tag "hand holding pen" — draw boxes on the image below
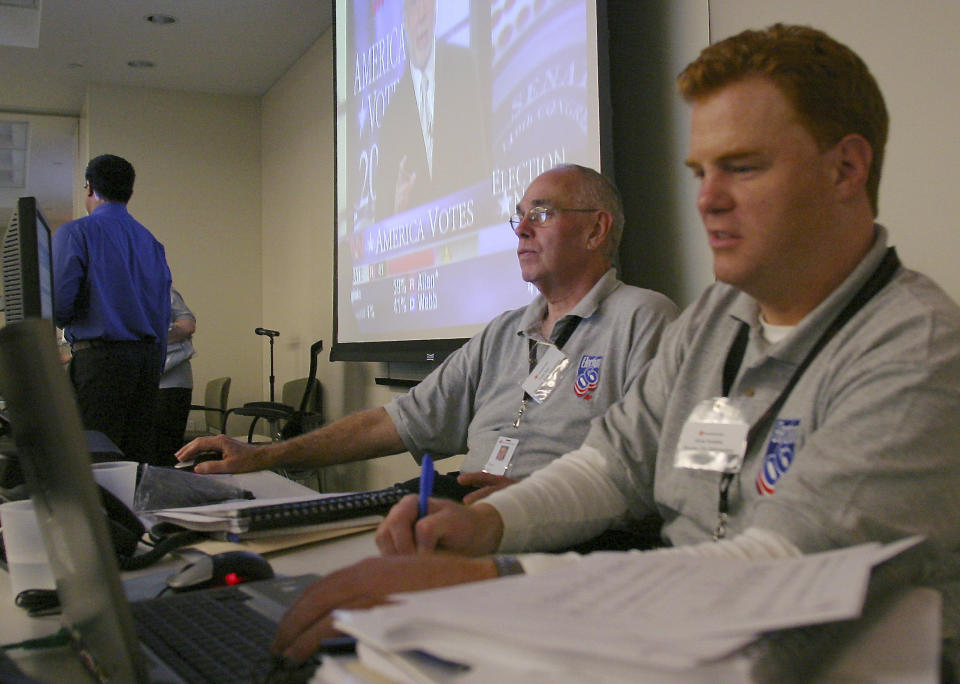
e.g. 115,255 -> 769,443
375,454 -> 505,556
418,453 -> 434,519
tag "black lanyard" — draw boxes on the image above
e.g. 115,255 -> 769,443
513,316 -> 583,428
713,247 -> 901,540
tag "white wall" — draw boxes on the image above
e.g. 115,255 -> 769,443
655,0 -> 713,306
81,85 -> 265,413
259,38 -> 335,406
259,32 -> 427,489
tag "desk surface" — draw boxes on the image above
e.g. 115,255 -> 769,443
1,472 -> 944,684
1,470 -> 379,683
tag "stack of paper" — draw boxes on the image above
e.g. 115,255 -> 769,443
325,538 -> 926,683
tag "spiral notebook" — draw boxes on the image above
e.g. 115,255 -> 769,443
152,485 -> 411,537
152,472 -> 476,539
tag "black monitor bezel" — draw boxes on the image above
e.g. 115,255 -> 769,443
2,196 -> 54,323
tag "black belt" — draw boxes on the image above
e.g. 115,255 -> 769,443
71,339 -> 155,352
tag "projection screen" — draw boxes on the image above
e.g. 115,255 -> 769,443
333,0 -> 609,362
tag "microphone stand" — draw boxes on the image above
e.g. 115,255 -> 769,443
255,328 -> 279,402
267,335 -> 275,402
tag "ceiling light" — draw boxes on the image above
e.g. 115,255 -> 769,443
145,14 -> 176,25
127,60 -> 156,69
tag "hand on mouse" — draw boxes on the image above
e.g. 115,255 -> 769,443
175,435 -> 274,474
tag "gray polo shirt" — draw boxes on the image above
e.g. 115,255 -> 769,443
564,226 -> 960,556
384,269 -> 679,478
487,227 -> 960,661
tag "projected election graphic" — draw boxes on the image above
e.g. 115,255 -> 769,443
335,0 -> 603,355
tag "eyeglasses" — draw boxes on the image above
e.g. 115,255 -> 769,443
508,206 -> 598,231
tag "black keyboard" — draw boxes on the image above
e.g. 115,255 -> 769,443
240,485 -> 409,532
132,586 -> 288,683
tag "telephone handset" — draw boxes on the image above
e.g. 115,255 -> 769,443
98,484 -> 145,557
97,485 -> 201,570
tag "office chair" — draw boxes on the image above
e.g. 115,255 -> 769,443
183,376 -> 231,441
233,377 -> 321,444
223,340 -> 323,444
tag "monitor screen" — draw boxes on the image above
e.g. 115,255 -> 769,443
332,0 -> 610,362
2,196 -> 55,324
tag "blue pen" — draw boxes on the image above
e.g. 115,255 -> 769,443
418,454 -> 434,519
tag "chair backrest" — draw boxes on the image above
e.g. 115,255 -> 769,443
281,377 -> 321,415
204,376 -> 230,431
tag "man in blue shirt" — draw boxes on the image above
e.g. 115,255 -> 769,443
53,154 -> 171,465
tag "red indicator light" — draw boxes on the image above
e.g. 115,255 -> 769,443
225,572 -> 242,586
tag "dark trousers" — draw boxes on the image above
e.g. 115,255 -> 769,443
156,387 -> 192,467
69,342 -> 163,465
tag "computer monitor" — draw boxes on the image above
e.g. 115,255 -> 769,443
2,196 -> 54,324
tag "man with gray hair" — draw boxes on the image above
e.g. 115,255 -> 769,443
179,164 -> 678,502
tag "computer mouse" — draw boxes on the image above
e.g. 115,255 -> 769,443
174,450 -> 223,471
166,550 -> 275,592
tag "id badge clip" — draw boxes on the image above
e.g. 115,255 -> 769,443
675,397 -> 748,474
520,345 -> 568,404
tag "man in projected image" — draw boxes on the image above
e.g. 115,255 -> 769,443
373,0 -> 490,220
179,164 -> 679,503
265,25 -> 960,669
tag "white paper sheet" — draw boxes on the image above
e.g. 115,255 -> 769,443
333,538 -> 924,677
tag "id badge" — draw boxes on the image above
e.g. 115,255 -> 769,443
675,397 -> 749,474
482,436 -> 518,475
520,345 -> 569,404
